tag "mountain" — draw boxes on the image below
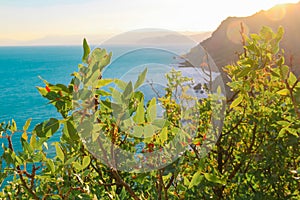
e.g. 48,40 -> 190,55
183,31 -> 212,43
186,1 -> 300,89
0,31 -> 211,47
137,32 -> 211,45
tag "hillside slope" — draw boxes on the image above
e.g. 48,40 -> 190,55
187,2 -> 300,78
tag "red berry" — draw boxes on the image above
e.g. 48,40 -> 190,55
45,85 -> 51,92
148,143 -> 154,148
148,143 -> 154,152
74,85 -> 78,92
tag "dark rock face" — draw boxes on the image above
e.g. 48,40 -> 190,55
187,2 -> 300,78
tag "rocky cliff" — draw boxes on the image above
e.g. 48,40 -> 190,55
187,2 -> 300,77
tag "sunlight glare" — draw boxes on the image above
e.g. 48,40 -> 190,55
226,21 -> 249,44
265,4 -> 287,21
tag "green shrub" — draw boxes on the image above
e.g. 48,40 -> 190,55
0,27 -> 299,199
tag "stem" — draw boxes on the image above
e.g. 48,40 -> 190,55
285,80 -> 300,119
111,169 -> 140,200
240,22 -> 247,58
157,170 -> 163,200
7,135 -> 39,200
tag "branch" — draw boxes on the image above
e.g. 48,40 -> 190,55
90,159 -> 114,200
7,134 -> 39,200
157,170 -> 163,200
286,79 -> 300,119
165,173 -> 175,189
111,168 -> 140,200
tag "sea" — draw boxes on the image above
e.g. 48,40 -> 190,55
0,46 -> 82,156
0,44 -> 210,144
0,43 -> 224,191
0,45 -> 212,186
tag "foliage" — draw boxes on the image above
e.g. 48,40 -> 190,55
0,26 -> 299,199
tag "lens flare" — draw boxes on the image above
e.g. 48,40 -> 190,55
265,5 -> 286,21
226,21 -> 249,44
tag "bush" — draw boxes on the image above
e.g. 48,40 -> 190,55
0,26 -> 299,199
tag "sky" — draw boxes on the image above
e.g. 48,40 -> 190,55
0,0 -> 299,45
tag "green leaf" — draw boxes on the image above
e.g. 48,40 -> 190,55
88,48 -> 111,72
184,176 -> 190,187
21,138 -> 33,154
152,119 -> 167,128
144,124 -> 155,138
286,128 -> 299,137
73,162 -> 82,171
276,26 -> 284,41
146,98 -> 157,122
159,127 -> 168,144
43,141 -> 48,150
133,126 -> 143,138
278,128 -> 287,138
95,89 -> 111,96
65,157 -> 77,166
111,88 -> 123,104
36,86 -> 48,96
204,173 -> 225,185
50,195 -> 61,200
15,155 -> 23,165
91,124 -> 103,142
134,68 -> 148,89
99,52 -> 112,71
64,120 -> 79,141
288,72 -> 297,86
189,170 -> 203,189
97,79 -> 113,88
114,79 -> 127,90
84,68 -> 101,88
250,33 -> 260,41
54,143 -> 64,162
277,120 -> 290,127
82,38 -> 91,63
23,118 -> 32,132
46,159 -> 55,173
10,119 -> 17,132
276,89 -> 290,96
279,65 -> 290,80
82,156 -> 91,169
230,95 -> 243,109
34,118 -> 60,138
133,102 -> 145,124
295,89 -> 300,104
123,81 -> 133,100
237,66 -> 252,78
21,131 -> 28,141
260,26 -> 273,41
121,118 -> 132,130
30,134 -> 37,149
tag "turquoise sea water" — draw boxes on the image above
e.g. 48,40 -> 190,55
0,46 -> 82,154
0,45 -> 212,187
0,46 -> 186,152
